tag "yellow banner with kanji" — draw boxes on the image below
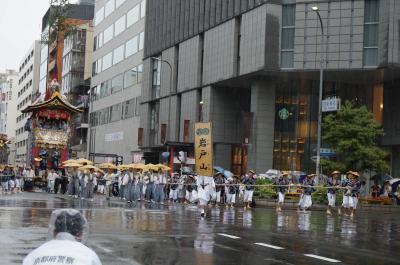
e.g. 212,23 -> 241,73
194,122 -> 213,176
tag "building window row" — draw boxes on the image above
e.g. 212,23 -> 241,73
91,63 -> 143,101
18,65 -> 34,85
92,31 -> 144,76
17,94 -> 32,111
89,96 -> 141,127
94,1 -> 145,51
18,79 -> 32,97
95,0 -> 145,26
19,50 -> 34,72
16,112 -> 29,123
17,139 -> 27,148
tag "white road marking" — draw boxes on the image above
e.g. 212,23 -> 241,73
254,242 -> 284,250
304,254 -> 341,263
217,233 -> 240,239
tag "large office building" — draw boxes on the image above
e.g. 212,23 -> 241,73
61,22 -> 94,158
88,0 -> 145,164
0,70 -> 18,164
15,41 -> 41,166
140,0 -> 400,176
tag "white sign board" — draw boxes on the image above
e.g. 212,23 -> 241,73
105,131 -> 124,142
322,97 -> 341,112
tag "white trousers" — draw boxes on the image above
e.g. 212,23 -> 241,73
97,185 -> 105,194
226,193 -> 236,204
169,189 -> 178,200
244,190 -> 254,203
327,193 -> 336,207
216,191 -> 221,203
343,196 -> 358,209
278,192 -> 285,203
299,194 -> 312,209
185,190 -> 198,203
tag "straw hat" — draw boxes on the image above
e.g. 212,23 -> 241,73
249,169 -> 255,174
347,171 -> 360,178
330,171 -> 341,176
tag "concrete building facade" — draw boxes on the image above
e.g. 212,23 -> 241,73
88,0 -> 146,164
15,41 -> 41,166
141,0 -> 400,176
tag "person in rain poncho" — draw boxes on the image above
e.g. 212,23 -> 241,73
23,209 -> 102,265
297,174 -> 316,212
197,175 -> 215,217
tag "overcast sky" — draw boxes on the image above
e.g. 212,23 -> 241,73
0,0 -> 51,72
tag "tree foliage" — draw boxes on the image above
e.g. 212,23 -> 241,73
321,101 -> 389,174
41,0 -> 76,45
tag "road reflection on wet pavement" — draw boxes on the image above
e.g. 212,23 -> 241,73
0,193 -> 399,265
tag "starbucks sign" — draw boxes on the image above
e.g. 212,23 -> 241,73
278,108 -> 290,120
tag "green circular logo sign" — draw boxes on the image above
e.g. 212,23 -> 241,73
279,108 -> 290,120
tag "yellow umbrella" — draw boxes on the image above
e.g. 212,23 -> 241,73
144,163 -> 159,171
62,159 -> 77,164
75,158 -> 93,165
155,163 -> 171,171
98,163 -> 117,169
63,162 -> 82,168
79,165 -> 102,172
117,164 -> 129,171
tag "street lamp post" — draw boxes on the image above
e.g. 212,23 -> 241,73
150,57 -> 173,144
312,6 -> 325,178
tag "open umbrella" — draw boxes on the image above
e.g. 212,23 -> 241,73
62,159 -> 77,164
144,163 -> 160,171
79,165 -> 102,172
98,163 -> 117,169
223,170 -> 234,179
64,162 -> 83,168
75,158 -> 93,165
389,178 -> 400,185
128,163 -> 146,170
155,163 -> 171,171
213,166 -> 225,174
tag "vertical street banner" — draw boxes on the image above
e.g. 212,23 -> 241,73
194,122 -> 213,176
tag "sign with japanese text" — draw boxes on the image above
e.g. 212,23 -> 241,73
322,97 -> 341,112
194,122 -> 213,176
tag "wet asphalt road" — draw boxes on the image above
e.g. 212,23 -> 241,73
0,193 -> 399,265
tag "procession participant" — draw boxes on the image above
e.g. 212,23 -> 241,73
53,169 -> 62,194
24,166 -> 35,192
326,171 -> 341,215
242,170 -> 256,210
133,170 -> 143,201
78,169 -> 86,199
97,172 -> 106,195
185,175 -> 198,204
345,171 -> 361,218
1,166 -> 10,194
145,170 -> 157,203
214,172 -> 225,206
275,172 -> 289,212
119,168 -> 129,201
226,176 -> 239,208
70,168 -> 80,199
143,173 -> 149,201
297,174 -> 316,212
84,169 -> 96,201
197,174 -> 215,217
9,167 -> 16,194
169,173 -> 179,203
154,169 -> 167,204
23,209 -> 102,265
178,174 -> 187,203
125,167 -> 134,203
103,168 -> 116,199
15,166 -> 23,193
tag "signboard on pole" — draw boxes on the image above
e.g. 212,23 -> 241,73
322,97 -> 341,112
194,122 -> 213,176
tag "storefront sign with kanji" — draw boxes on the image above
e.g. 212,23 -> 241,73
194,122 -> 213,176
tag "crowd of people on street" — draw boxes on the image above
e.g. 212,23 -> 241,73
2,162 -> 400,218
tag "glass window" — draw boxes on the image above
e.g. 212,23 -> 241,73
139,32 -> 144,50
39,62 -> 47,79
116,0 -> 125,8
125,36 -> 138,57
103,24 -> 114,44
100,80 -> 111,98
100,108 -> 110,125
140,0 -> 146,18
124,98 -> 136,119
105,0 -> 115,17
98,32 -> 103,48
113,44 -> 125,65
137,64 -> 143,83
111,74 -> 123,94
114,15 -> 126,36
363,0 -> 379,66
135,96 -> 141,116
127,5 -> 140,27
95,7 -> 104,25
110,104 -> 122,122
102,52 -> 112,71
124,67 -> 138,88
281,4 -> 295,68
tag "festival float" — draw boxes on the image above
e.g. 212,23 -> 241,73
22,80 -> 82,171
